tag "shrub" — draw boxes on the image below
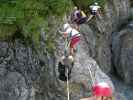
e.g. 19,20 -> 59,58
0,0 -> 73,51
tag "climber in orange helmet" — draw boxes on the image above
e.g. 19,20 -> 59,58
80,82 -> 113,100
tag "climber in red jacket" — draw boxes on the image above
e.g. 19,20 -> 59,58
80,82 -> 113,100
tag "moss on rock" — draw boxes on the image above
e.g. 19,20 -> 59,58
0,24 -> 17,40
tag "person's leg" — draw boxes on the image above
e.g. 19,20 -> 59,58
70,39 -> 75,56
81,80 -> 88,90
69,46 -> 73,56
96,96 -> 102,100
96,11 -> 102,20
75,23 -> 80,31
70,35 -> 80,56
80,96 -> 94,100
72,44 -> 77,53
70,45 -> 78,57
72,22 -> 79,31
102,96 -> 113,100
87,15 -> 94,22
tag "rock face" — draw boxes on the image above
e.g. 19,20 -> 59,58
0,40 -> 54,100
54,33 -> 114,100
0,0 -> 132,100
112,25 -> 133,84
79,0 -> 130,73
0,41 -> 38,100
0,29 -> 113,100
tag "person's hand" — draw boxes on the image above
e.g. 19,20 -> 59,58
63,32 -> 67,38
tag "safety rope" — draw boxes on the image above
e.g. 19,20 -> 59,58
63,33 -> 71,100
65,37 -> 70,50
88,63 -> 95,87
64,28 -> 73,56
82,35 -> 95,91
66,68 -> 70,100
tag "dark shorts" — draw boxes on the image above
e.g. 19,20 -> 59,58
76,17 -> 87,24
91,10 -> 97,15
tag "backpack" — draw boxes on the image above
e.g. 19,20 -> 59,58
58,57 -> 74,81
58,62 -> 67,81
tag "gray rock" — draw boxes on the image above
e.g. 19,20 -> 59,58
0,39 -> 47,100
78,0 -> 130,74
0,0 -> 131,99
0,42 -> 8,57
128,21 -> 133,28
130,8 -> 133,19
0,64 -> 7,77
112,27 -> 133,84
53,33 -> 115,100
0,72 -> 29,100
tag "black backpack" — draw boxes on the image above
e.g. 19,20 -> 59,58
58,58 -> 74,81
58,61 -> 67,81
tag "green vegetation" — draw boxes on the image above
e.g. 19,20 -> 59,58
89,0 -> 106,7
131,0 -> 133,6
0,0 -> 106,51
0,0 -> 72,51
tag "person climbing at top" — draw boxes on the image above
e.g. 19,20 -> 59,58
87,2 -> 101,22
58,54 -> 74,81
71,6 -> 87,30
63,23 -> 80,56
80,82 -> 113,100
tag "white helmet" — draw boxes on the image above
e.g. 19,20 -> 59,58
94,2 -> 98,5
63,23 -> 70,30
